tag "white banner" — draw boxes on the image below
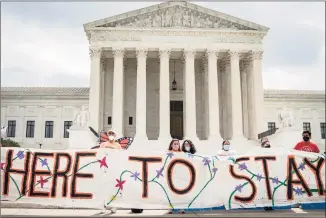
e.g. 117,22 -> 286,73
1,147 -> 325,209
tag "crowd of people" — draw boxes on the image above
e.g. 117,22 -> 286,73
98,129 -> 321,214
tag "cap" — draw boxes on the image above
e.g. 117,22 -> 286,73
107,129 -> 116,135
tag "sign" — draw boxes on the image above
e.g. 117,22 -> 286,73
1,147 -> 325,209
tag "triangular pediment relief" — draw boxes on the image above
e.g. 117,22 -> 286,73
84,1 -> 269,31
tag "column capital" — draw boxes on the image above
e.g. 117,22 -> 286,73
158,48 -> 171,58
112,47 -> 125,57
228,50 -> 240,60
183,48 -> 196,60
249,50 -> 264,60
136,48 -> 148,58
205,49 -> 219,59
89,47 -> 102,59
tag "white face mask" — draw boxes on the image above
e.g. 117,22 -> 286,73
108,135 -> 115,141
223,144 -> 230,151
184,146 -> 190,152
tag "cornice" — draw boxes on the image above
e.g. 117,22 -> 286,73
87,28 -> 266,44
1,87 -> 324,101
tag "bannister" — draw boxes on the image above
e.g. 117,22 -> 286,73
258,128 -> 279,140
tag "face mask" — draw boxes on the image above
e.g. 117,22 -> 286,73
223,145 -> 230,151
108,135 -> 115,141
303,136 -> 309,142
184,146 -> 190,152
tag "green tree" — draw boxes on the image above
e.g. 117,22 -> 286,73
1,138 -> 20,147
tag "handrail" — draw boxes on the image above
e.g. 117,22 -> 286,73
258,128 -> 279,140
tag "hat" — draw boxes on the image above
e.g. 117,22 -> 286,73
107,129 -> 116,135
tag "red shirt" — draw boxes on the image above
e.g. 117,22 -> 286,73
294,141 -> 320,153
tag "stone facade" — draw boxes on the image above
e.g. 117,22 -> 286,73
1,87 -> 325,149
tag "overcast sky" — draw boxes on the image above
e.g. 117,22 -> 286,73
1,1 -> 325,90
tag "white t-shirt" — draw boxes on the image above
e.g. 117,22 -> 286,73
217,150 -> 237,156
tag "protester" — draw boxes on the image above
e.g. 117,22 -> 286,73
181,140 -> 197,154
168,138 -> 181,152
217,140 -> 237,156
100,130 -> 122,150
260,137 -> 269,145
261,138 -> 273,211
261,137 -> 271,148
167,139 -> 184,214
99,129 -> 120,214
293,130 -> 320,153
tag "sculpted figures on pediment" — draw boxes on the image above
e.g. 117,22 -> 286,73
99,6 -> 254,30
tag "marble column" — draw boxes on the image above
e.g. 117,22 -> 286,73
99,58 -> 107,129
249,50 -> 264,139
88,47 -> 102,131
240,60 -> 249,139
219,61 -> 227,139
135,48 -> 148,140
246,58 -> 255,139
183,48 -> 198,140
206,49 -> 222,141
158,49 -> 171,140
202,58 -> 209,139
228,50 -> 245,140
112,47 -> 125,137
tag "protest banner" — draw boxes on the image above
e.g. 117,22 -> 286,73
1,147 -> 325,209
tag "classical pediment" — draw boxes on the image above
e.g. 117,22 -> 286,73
84,1 -> 269,31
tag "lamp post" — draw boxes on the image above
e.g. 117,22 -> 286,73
172,60 -> 177,91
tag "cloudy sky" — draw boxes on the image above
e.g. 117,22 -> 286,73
1,1 -> 325,90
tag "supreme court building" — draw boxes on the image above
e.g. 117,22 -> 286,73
85,0 -> 268,142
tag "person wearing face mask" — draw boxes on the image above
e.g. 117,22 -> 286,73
181,140 -> 197,154
99,130 -> 121,215
260,138 -> 273,211
100,130 -> 122,150
217,140 -> 237,156
294,130 -> 320,153
167,139 -> 185,214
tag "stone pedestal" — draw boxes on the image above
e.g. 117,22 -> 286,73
68,126 -> 98,149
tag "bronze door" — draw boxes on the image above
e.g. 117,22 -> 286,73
170,101 -> 183,140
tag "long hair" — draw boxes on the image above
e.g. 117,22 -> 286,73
181,140 -> 197,154
168,139 -> 181,151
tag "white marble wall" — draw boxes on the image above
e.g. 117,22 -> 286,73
1,99 -> 87,149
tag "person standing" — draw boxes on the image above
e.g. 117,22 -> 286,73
294,130 -> 320,153
217,140 -> 237,156
261,138 -> 271,148
100,130 -> 122,150
100,129 -> 121,214
167,139 -> 185,214
181,140 -> 197,154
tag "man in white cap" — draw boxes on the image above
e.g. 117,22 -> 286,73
99,129 -> 121,214
100,129 -> 122,150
